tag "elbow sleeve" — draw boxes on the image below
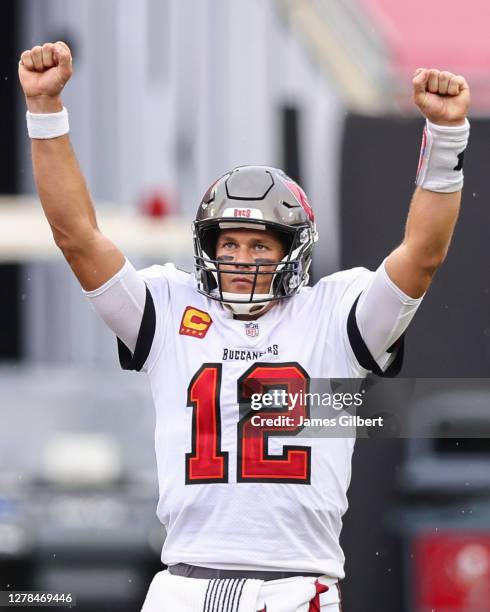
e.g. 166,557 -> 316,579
355,258 -> 424,364
83,258 -> 146,354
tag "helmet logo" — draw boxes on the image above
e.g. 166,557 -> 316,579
284,180 -> 315,222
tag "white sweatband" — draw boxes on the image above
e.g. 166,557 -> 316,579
26,107 -> 69,139
415,118 -> 470,193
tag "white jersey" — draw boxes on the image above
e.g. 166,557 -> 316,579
118,263 -> 387,580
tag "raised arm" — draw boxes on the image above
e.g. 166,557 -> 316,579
351,69 -> 470,372
385,68 -> 470,298
18,41 -> 125,290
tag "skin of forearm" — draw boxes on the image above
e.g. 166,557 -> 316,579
385,187 -> 461,297
31,136 -> 99,251
402,187 -> 460,269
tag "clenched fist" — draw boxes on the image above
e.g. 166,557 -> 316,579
413,68 -> 470,126
19,42 -> 73,113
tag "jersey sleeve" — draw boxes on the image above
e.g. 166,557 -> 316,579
117,264 -> 174,373
330,268 -> 380,376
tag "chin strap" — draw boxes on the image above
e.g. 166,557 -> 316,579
219,292 -> 274,316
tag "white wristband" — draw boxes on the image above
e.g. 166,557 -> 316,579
415,118 -> 470,193
26,107 -> 70,139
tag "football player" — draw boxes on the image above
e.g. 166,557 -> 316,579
19,41 -> 470,612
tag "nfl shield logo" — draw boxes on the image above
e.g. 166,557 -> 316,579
245,322 -> 259,337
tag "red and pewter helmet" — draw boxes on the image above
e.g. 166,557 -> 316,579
192,165 -> 318,315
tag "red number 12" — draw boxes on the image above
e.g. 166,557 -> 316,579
186,362 -> 311,485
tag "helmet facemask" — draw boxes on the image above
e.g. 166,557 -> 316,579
193,219 -> 315,316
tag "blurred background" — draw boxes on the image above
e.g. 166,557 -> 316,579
0,0 -> 489,610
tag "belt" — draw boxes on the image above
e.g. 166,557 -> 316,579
168,563 -> 323,581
